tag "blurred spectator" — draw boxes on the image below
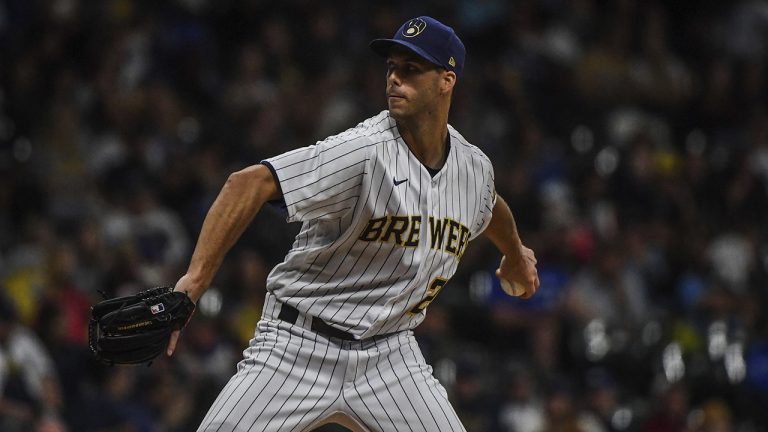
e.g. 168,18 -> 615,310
2,218 -> 52,324
565,241 -> 650,332
643,382 -> 689,432
80,366 -> 153,432
541,378 -> 585,432
225,249 -> 270,346
451,352 -> 500,432
688,398 -> 734,432
0,294 -> 65,432
498,367 -> 546,432
577,368 -> 638,432
629,5 -> 693,110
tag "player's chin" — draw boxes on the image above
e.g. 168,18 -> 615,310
387,100 -> 409,118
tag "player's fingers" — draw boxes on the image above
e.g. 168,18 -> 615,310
167,330 -> 181,356
528,278 -> 539,296
520,272 -> 539,299
521,286 -> 535,299
523,247 -> 537,264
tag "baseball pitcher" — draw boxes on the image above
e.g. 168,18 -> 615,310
170,16 -> 539,432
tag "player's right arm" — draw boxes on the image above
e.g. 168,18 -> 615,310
167,163 -> 279,355
483,196 -> 539,299
469,150 -> 538,299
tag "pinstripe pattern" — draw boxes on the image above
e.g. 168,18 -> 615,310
263,111 -> 495,338
198,313 -> 465,431
201,110 -> 494,430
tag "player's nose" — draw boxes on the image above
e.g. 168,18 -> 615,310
387,69 -> 402,86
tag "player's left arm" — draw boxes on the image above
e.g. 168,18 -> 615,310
167,163 -> 280,355
482,196 -> 540,299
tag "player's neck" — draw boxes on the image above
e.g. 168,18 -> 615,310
395,111 -> 449,170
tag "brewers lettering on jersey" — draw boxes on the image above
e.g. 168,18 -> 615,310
168,16 -> 540,432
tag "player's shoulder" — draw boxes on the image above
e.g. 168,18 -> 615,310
448,124 -> 492,166
321,110 -> 397,147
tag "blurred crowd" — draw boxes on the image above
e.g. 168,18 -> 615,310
1,0 -> 768,431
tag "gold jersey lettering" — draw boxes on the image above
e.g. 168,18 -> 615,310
456,224 -> 470,258
428,216 -> 447,250
381,216 -> 410,245
445,219 -> 460,255
403,216 -> 421,247
359,217 -> 388,241
361,215 -> 468,258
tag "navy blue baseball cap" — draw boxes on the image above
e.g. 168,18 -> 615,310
370,16 -> 466,78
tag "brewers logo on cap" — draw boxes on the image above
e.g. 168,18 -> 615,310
370,16 -> 466,78
402,18 -> 427,37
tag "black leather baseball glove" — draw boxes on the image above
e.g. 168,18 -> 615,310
88,286 -> 195,365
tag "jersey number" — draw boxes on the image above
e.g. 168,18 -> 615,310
409,277 -> 448,315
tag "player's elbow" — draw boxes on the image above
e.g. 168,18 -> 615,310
226,164 -> 280,201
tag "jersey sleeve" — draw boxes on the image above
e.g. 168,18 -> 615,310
470,154 -> 497,240
262,137 -> 369,223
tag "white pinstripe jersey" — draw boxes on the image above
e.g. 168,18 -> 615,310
261,110 -> 496,339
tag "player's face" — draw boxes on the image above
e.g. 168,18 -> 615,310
385,49 -> 444,118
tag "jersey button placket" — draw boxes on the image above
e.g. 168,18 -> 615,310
412,177 -> 433,286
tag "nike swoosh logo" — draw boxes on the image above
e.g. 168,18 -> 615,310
394,178 -> 408,186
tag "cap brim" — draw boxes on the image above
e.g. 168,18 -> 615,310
369,39 -> 444,69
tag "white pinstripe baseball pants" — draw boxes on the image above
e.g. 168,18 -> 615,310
197,308 -> 466,431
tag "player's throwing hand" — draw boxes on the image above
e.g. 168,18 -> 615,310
496,246 -> 539,299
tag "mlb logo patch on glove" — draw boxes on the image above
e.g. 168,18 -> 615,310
150,303 -> 165,314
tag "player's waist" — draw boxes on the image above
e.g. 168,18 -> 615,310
263,295 -> 399,342
277,303 -> 358,340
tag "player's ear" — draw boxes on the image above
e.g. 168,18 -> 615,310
440,70 -> 457,94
